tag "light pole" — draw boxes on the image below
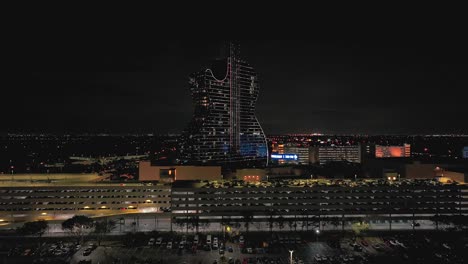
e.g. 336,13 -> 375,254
315,229 -> 320,242
289,250 -> 294,264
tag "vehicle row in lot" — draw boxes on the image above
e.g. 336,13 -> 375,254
8,241 -> 79,258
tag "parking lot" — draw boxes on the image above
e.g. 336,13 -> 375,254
67,232 -> 414,264
1,230 -> 467,264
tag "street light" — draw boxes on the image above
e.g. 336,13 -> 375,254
315,229 -> 320,242
289,250 -> 294,264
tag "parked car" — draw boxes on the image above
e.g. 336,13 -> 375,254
167,241 -> 173,249
83,248 -> 92,256
239,236 -> 245,244
156,237 -> 163,246
148,238 -> 155,246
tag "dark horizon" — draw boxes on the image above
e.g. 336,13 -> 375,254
5,39 -> 468,135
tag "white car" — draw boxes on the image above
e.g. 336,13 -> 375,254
156,237 -> 163,246
314,254 -> 322,261
167,241 -> 173,249
148,238 -> 155,246
212,242 -> 218,250
239,236 -> 245,244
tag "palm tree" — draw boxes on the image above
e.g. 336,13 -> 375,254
241,211 -> 254,234
118,217 -> 125,233
326,217 -> 341,230
299,210 -> 309,231
287,219 -> 295,232
267,210 -> 276,234
275,215 -> 285,232
221,217 -> 232,239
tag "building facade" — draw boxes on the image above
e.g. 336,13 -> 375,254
310,145 -> 361,165
1,175 -> 467,229
179,43 -> 268,166
0,174 -> 171,223
171,179 -> 468,227
375,144 -> 411,158
139,161 -> 222,182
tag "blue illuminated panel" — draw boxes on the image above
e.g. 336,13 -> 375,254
271,154 -> 298,160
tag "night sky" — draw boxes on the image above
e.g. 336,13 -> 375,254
6,38 -> 468,135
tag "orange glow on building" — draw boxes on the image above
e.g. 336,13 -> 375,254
375,144 -> 411,158
243,175 -> 260,182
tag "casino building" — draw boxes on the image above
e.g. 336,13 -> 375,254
179,43 -> 268,167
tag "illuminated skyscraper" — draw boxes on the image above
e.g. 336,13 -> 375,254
180,43 -> 268,166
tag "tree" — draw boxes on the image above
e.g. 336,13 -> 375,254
351,220 -> 369,236
174,217 -> 186,232
94,219 -> 116,245
199,221 -> 210,232
267,210 -> 276,234
326,217 -> 341,230
310,216 -> 320,230
187,216 -> 200,233
299,210 -> 309,231
62,215 -> 94,244
450,215 -> 468,231
430,215 -> 452,230
241,211 -> 254,233
17,220 -> 48,246
118,217 -> 125,233
275,216 -> 285,231
287,219 -> 295,232
221,217 -> 233,239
